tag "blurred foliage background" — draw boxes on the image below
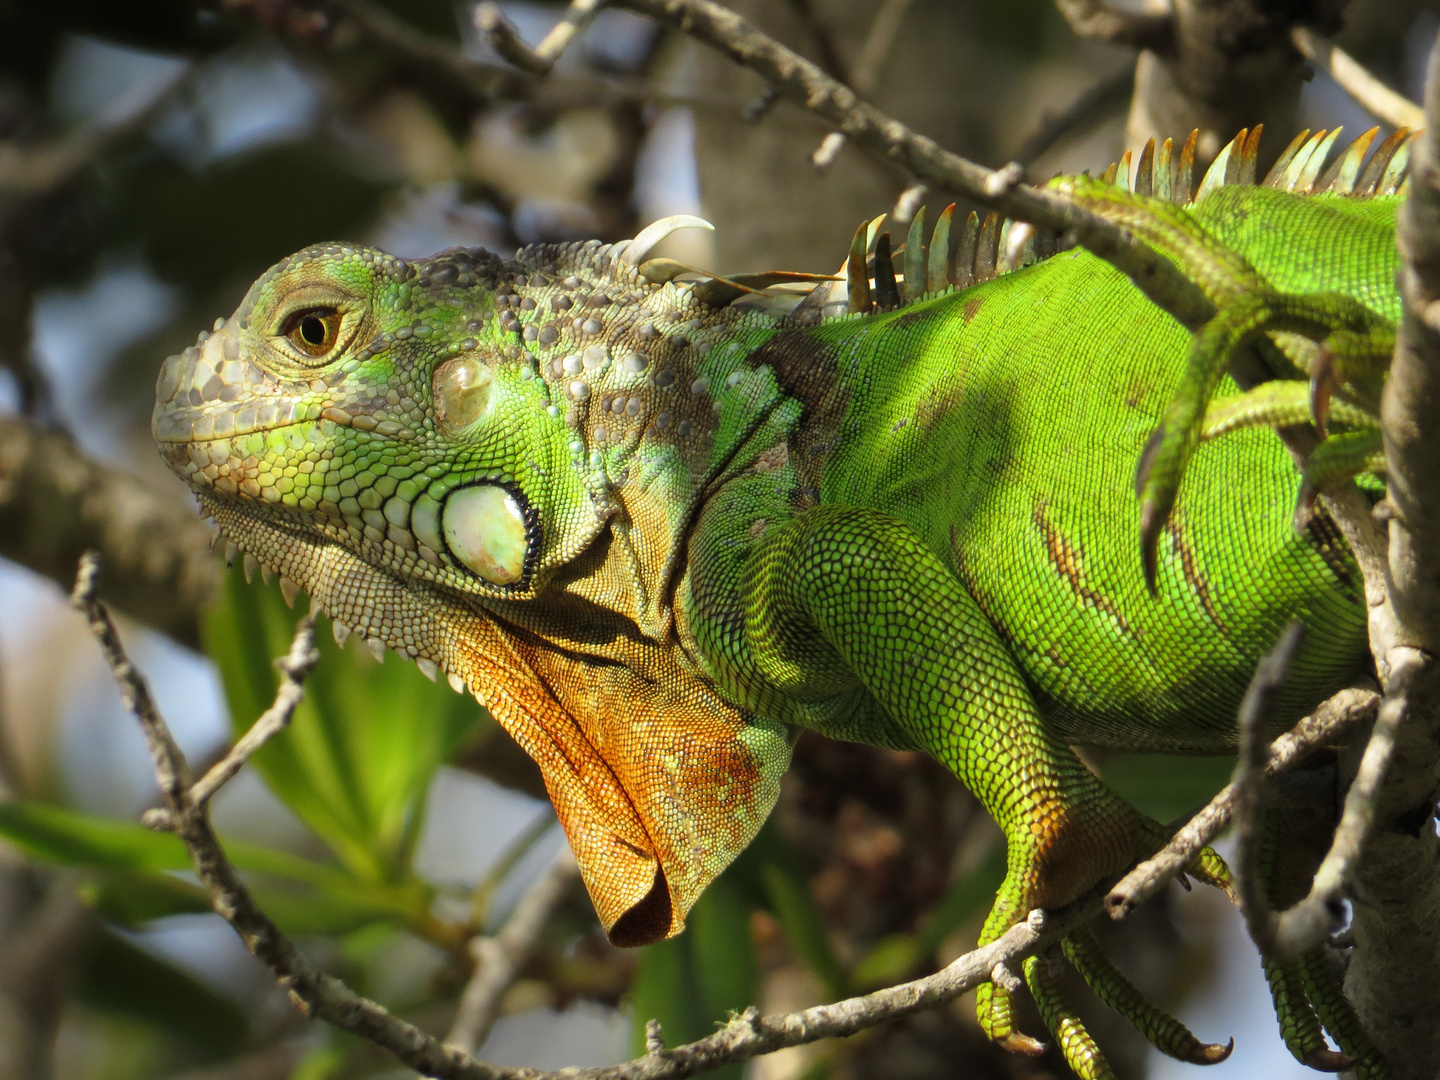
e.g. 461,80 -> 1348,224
0,0 -> 1434,1078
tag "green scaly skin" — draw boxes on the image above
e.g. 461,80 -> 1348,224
152,158 -> 1399,1077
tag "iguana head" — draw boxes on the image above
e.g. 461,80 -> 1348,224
152,241 -> 605,605
153,224 -> 799,945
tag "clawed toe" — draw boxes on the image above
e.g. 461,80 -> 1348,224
1190,1037 -> 1235,1065
996,1031 -> 1048,1057
1303,1047 -> 1354,1073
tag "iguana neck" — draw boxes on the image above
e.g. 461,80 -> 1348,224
497,240 -> 826,639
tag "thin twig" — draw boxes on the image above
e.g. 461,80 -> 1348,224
1291,26 -> 1424,131
1054,0 -> 1173,53
1011,68 -> 1135,169
1229,623 -> 1307,958
891,183 -> 927,224
1106,685 -> 1380,919
810,0 -> 913,172
476,0 -> 605,78
71,553 -> 192,807
155,618 -> 320,825
446,848 -> 582,1055
809,132 -> 847,172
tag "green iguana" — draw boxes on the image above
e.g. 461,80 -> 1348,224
152,123 -> 1408,1080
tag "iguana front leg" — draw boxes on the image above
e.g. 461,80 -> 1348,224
688,501 -> 1227,1076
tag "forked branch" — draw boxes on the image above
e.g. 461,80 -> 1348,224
607,0 -> 1218,334
474,0 -> 605,78
1107,684 -> 1380,919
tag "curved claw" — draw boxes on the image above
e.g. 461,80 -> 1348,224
1294,479 -> 1320,529
1192,1037 -> 1236,1065
1297,948 -> 1389,1078
977,978 -> 1048,1057
997,1031 -> 1049,1057
1139,501 -> 1163,595
1025,951 -> 1118,1079
1135,424 -> 1166,594
1303,1047 -> 1355,1073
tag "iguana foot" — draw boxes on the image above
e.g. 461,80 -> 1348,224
1047,175 -> 1395,590
978,921 -> 1234,1077
1063,926 -> 1233,1064
1239,806 -> 1393,1080
975,813 -> 1235,1078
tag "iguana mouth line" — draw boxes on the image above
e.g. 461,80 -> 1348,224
153,409 -> 312,446
155,426 -> 296,446
156,404 -> 415,446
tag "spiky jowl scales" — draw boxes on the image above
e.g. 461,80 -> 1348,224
154,126 -> 1401,1078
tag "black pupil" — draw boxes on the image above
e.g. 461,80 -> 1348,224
300,316 -> 327,346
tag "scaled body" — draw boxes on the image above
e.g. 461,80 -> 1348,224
153,131 -> 1404,1076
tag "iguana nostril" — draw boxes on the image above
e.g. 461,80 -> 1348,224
432,355 -> 493,432
440,483 -> 529,585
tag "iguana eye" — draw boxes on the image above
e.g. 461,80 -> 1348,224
282,308 -> 342,359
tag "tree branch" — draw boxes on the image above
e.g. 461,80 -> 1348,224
0,64 -> 193,195
609,0 -> 1218,335
1228,623 -> 1306,959
1343,25 -> 1440,1077
474,0 -> 604,78
1054,0 -> 1173,54
1105,684 -> 1380,919
0,414 -> 216,647
1290,26 -> 1424,132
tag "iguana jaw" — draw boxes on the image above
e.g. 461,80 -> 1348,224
196,485 -> 793,949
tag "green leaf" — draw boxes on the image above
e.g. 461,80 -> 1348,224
629,872 -> 756,1080
0,800 -> 428,934
204,572 -> 485,882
